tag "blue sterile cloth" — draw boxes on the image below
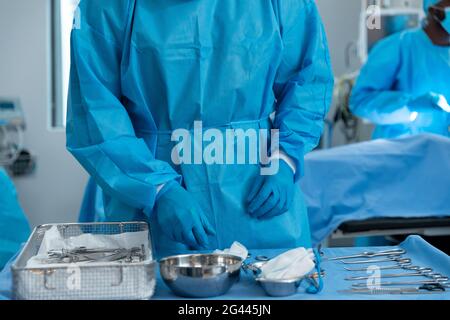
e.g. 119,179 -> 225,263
153,236 -> 450,300
1,236 -> 448,300
301,134 -> 450,244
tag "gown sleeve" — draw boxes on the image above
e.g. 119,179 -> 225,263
66,0 -> 180,215
272,0 -> 334,181
350,33 -> 414,126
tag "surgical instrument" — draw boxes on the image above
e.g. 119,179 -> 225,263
345,270 -> 448,281
344,262 -> 413,271
45,246 -> 145,264
326,249 -> 406,261
340,284 -> 446,295
352,279 -> 450,288
340,257 -> 411,265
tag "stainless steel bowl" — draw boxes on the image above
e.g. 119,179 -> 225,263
256,277 -> 303,297
159,253 -> 242,298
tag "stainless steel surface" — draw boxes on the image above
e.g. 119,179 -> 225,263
340,257 -> 411,265
243,260 -> 324,297
256,277 -> 303,297
242,261 -> 266,277
326,249 -> 406,261
11,222 -> 155,300
159,253 -> 242,298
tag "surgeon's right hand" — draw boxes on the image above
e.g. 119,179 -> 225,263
154,182 -> 216,249
408,93 -> 450,113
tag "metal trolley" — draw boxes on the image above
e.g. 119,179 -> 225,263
11,222 -> 156,300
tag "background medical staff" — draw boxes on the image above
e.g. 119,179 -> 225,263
67,0 -> 333,257
350,0 -> 450,139
0,168 -> 30,269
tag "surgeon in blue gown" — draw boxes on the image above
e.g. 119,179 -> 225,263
350,0 -> 450,139
67,0 -> 333,257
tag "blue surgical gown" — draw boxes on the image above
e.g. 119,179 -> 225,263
67,0 -> 333,256
350,29 -> 450,139
0,169 -> 30,269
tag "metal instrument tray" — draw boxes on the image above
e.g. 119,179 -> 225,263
11,222 -> 155,300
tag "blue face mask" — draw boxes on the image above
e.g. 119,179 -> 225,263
442,8 -> 450,34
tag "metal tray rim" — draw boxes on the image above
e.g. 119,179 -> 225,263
11,221 -> 152,272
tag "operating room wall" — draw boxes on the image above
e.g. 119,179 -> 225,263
317,0 -> 362,77
0,0 -> 87,227
0,0 -> 365,227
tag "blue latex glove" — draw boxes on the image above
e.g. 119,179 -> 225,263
154,183 -> 216,249
408,93 -> 448,113
247,160 -> 295,220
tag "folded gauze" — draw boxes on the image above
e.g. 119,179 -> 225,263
214,241 -> 248,261
259,248 -> 315,280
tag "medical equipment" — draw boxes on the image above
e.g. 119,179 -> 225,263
159,253 -> 242,298
246,249 -> 324,297
326,248 -> 405,260
345,270 -> 448,281
341,257 -> 411,264
243,261 -> 325,280
357,0 -> 424,64
344,261 -> 414,271
330,73 -> 369,146
11,222 -> 155,300
352,279 -> 450,287
0,99 -> 25,166
44,246 -> 145,264
256,277 -> 307,298
342,283 -> 446,295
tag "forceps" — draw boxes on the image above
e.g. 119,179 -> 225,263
352,279 -> 450,288
345,268 -> 448,281
344,261 -> 413,272
340,257 -> 411,265
341,283 -> 446,295
326,249 -> 406,261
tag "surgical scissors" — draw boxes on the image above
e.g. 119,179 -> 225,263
340,257 -> 411,265
345,268 -> 448,281
326,249 -> 406,261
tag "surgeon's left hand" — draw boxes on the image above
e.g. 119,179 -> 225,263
247,160 -> 295,220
